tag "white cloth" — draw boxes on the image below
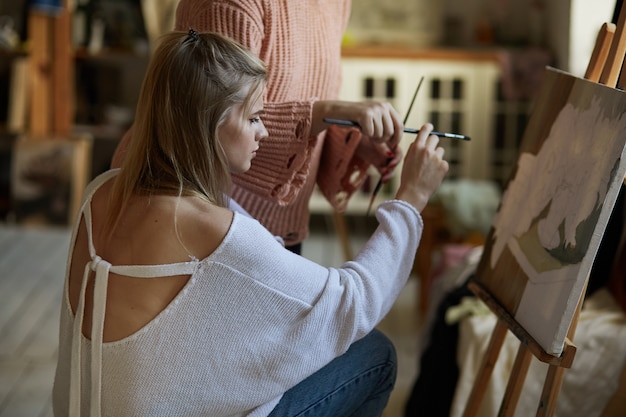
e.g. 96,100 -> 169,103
431,179 -> 501,237
53,169 -> 423,416
450,288 -> 626,417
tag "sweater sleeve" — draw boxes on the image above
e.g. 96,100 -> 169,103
215,200 -> 423,397
331,200 -> 424,336
234,199 -> 423,342
317,125 -> 371,211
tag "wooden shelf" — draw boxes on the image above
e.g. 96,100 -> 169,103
342,45 -> 506,62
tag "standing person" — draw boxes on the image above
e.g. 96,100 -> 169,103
53,30 -> 449,416
111,0 -> 405,254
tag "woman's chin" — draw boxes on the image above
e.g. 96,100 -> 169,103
231,164 -> 251,174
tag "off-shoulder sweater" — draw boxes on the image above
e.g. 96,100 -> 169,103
52,170 -> 423,416
175,0 -> 367,246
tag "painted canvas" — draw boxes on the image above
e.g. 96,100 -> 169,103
475,67 -> 626,356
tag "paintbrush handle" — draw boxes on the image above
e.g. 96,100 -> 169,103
366,177 -> 384,216
324,118 -> 471,141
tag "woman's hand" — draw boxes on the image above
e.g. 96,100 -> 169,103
395,123 -> 449,212
354,139 -> 403,184
312,100 -> 404,149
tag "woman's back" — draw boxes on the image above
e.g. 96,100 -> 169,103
53,170 -> 423,416
53,172 -> 320,416
67,175 -> 232,342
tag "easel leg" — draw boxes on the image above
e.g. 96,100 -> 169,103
462,319 -> 508,417
498,344 -> 533,417
535,364 -> 566,417
331,210 -> 353,261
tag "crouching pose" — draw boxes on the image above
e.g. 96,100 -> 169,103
52,29 -> 448,417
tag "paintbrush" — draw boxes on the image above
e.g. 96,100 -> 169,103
326,114 -> 471,214
323,119 -> 471,141
366,76 -> 425,215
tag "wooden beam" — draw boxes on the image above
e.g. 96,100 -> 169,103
28,0 -> 74,138
52,3 -> 74,136
28,11 -> 53,137
585,23 -> 616,82
600,3 -> 626,87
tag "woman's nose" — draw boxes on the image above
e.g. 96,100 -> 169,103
258,123 -> 269,141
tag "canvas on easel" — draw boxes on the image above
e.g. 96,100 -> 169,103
458,9 -> 626,416
473,66 -> 626,357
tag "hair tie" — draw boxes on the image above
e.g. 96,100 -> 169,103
188,28 -> 199,42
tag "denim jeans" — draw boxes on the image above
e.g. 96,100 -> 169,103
268,329 -> 397,417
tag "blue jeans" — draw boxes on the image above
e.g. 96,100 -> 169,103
268,329 -> 397,417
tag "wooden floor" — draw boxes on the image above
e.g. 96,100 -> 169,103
0,221 -> 423,417
0,225 -> 69,417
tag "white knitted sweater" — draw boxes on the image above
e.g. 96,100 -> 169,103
52,170 -> 423,416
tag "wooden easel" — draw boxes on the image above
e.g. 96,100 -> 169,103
461,8 -> 626,417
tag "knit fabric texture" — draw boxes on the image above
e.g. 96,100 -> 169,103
52,170 -> 424,416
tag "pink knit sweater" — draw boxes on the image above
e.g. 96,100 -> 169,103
175,0 -> 368,246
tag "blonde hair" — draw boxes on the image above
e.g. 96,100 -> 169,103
105,30 -> 266,235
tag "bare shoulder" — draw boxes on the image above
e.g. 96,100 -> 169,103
177,196 -> 234,260
69,182 -> 237,341
91,185 -> 234,265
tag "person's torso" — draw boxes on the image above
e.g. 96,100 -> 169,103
258,0 -> 349,102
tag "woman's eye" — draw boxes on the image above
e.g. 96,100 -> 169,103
250,117 -> 261,124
